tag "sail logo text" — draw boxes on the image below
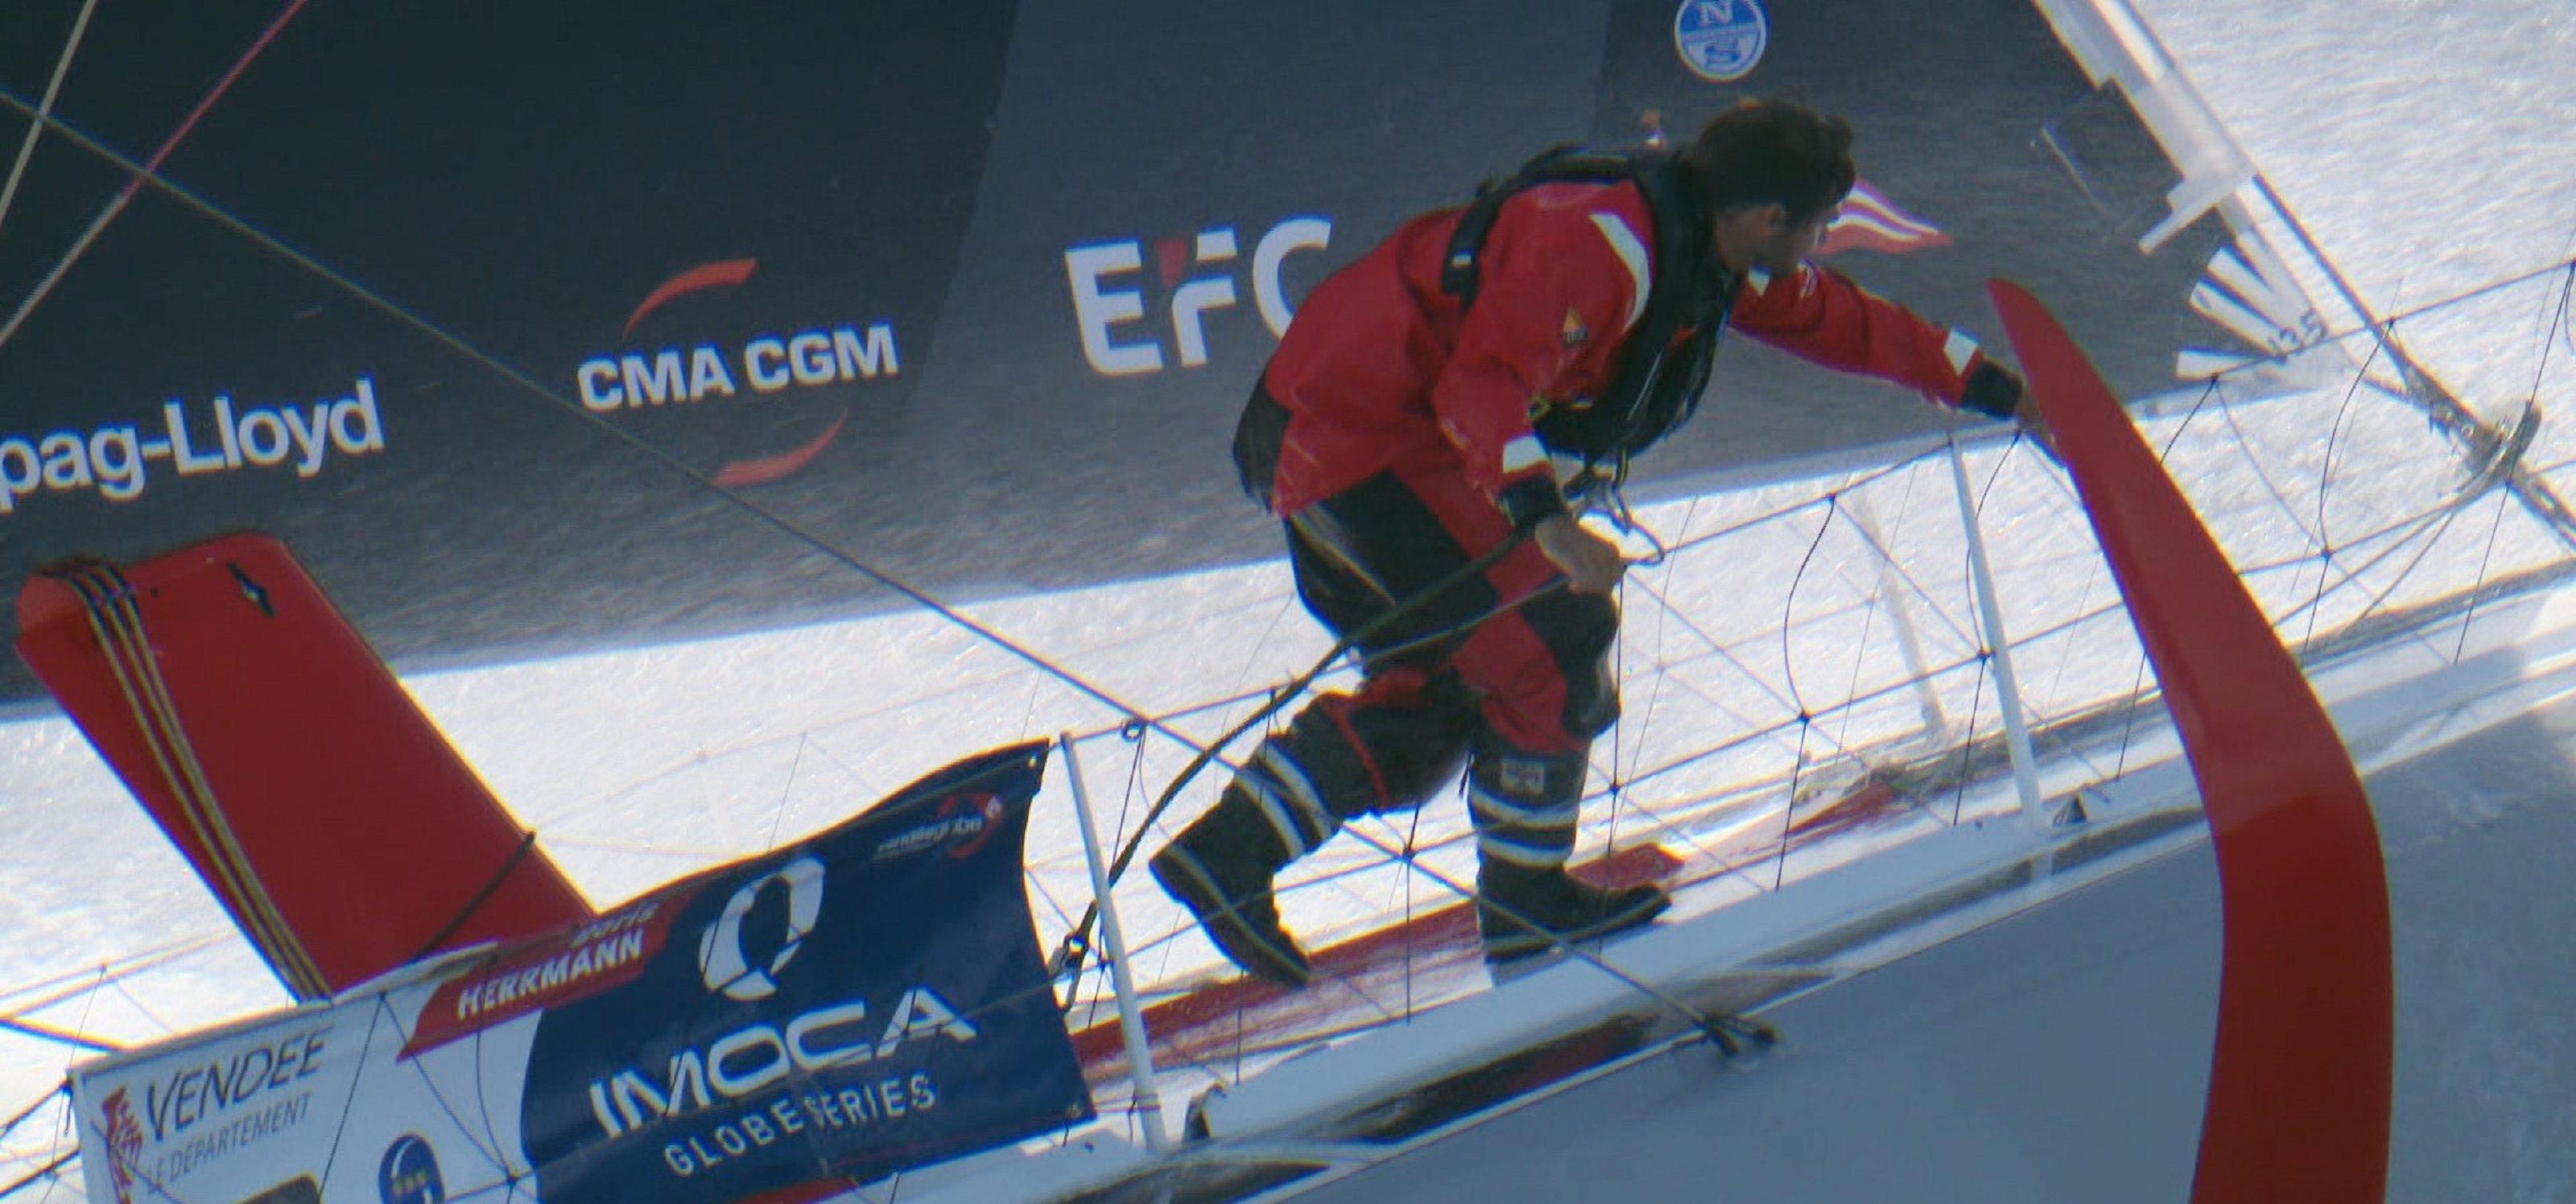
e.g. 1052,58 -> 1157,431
0,377 -> 386,516
1065,215 -> 1331,376
584,985 -> 978,1141
662,1072 -> 939,1178
150,1091 -> 311,1185
872,795 -> 1002,863
576,324 -> 899,411
454,925 -> 649,1021
140,1026 -> 328,1145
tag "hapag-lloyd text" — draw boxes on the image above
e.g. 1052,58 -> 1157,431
0,377 -> 386,516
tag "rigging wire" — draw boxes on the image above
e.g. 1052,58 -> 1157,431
1609,494 -> 1707,842
2195,253 -> 2576,389
0,1090 -> 72,1204
1777,494 -> 1841,720
31,974 -> 105,1202
2207,374 -> 2362,612
1940,436 -> 2021,827
0,934 -> 227,1020
2452,260 -> 2571,660
2309,324 -> 2390,607
0,79 -> 1189,781
1825,484 -> 1985,654
2272,499 -> 2482,648
1831,544 -> 1889,773
2110,381 -> 2215,780
0,1153 -> 72,1203
1620,574 -> 1869,763
0,0 -> 96,243
0,0 -> 313,355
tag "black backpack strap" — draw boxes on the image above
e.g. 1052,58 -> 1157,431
1439,146 -> 1639,308
1437,146 -> 1729,467
1232,381 -> 1293,508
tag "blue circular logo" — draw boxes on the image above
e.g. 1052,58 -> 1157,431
1674,0 -> 1769,83
378,1135 -> 444,1204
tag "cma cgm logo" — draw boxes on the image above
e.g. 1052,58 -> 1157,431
576,260 -> 898,412
572,258 -> 900,487
1064,216 -> 1331,376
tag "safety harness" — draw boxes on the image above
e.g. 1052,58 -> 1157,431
1439,146 -> 1740,480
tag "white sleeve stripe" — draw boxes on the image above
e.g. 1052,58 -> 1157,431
1587,212 -> 1652,332
1502,435 -> 1547,473
1944,329 -> 1979,374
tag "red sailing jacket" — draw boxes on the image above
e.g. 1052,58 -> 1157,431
1257,179 -> 1992,518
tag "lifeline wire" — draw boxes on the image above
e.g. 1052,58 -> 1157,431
2202,252 -> 2576,389
2458,260 -> 2576,658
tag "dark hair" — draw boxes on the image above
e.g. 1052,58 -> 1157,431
1678,97 -> 1856,226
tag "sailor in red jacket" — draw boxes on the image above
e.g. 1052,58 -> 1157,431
1152,97 -> 2038,986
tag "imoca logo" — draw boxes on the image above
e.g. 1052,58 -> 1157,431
696,856 -> 825,1001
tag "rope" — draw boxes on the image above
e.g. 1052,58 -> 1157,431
1051,530 -> 1533,985
0,1153 -> 72,1202
39,560 -> 329,1000
407,829 -> 547,966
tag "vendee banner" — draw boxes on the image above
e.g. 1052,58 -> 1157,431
66,742 -> 1088,1204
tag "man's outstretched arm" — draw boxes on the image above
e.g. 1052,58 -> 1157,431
1728,262 -> 2004,408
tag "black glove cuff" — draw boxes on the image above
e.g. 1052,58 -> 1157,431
1497,476 -> 1570,533
1959,360 -> 2022,419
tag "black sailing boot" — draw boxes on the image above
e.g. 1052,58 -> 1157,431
1475,861 -> 1672,963
1149,748 -> 1342,988
1468,748 -> 1671,963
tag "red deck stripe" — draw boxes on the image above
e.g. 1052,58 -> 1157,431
1989,280 -> 2392,1202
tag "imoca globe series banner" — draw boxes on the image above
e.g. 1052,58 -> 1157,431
65,743 -> 1090,1204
